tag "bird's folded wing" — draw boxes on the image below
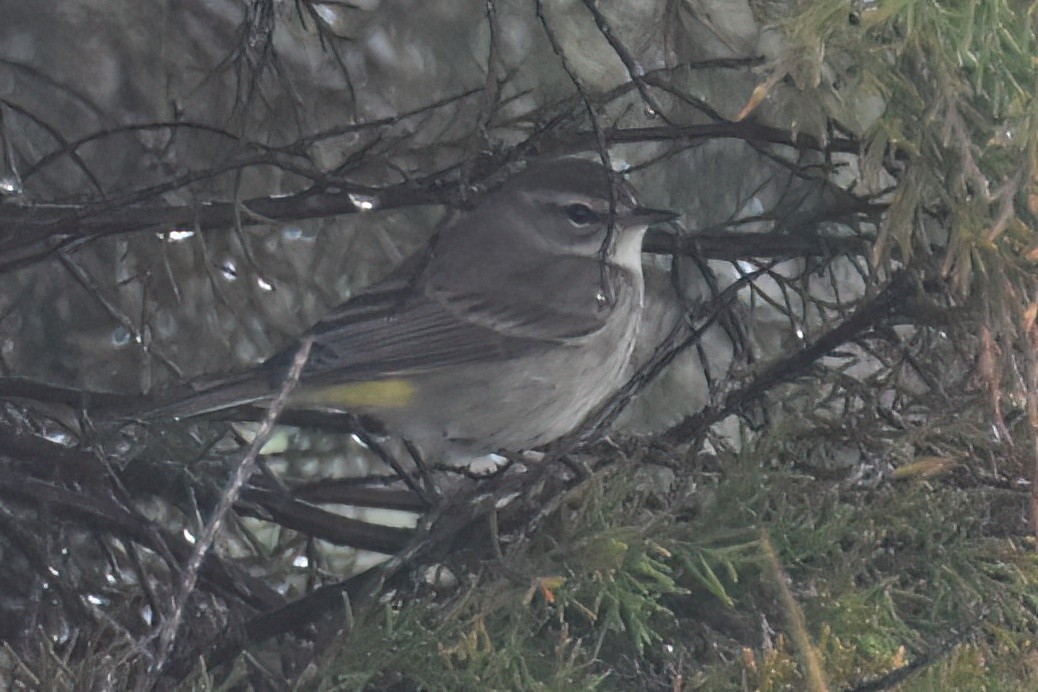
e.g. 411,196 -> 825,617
138,257 -> 633,417
292,256 -> 635,385
425,257 -> 633,341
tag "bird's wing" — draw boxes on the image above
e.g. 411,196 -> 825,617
135,256 -> 633,418
422,256 -> 634,343
291,255 -> 636,386
292,257 -> 631,383
133,275 -> 545,419
291,282 -> 542,384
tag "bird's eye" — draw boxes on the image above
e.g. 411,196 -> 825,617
564,203 -> 599,225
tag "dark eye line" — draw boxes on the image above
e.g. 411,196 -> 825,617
563,203 -> 600,225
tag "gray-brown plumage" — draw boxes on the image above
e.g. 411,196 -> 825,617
139,158 -> 676,457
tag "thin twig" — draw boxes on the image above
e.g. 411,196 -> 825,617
144,337 -> 313,687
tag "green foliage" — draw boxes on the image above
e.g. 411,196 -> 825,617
777,0 -> 1037,318
10,417 -> 1037,689
317,470 -> 761,690
306,426 -> 1038,689
321,600 -> 603,691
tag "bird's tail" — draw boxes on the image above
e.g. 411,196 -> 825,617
0,370 -> 277,422
107,369 -> 275,421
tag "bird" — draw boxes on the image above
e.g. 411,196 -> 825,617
133,157 -> 677,460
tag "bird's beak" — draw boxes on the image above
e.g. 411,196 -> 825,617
628,206 -> 679,225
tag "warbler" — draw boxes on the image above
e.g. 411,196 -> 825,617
142,158 -> 676,458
